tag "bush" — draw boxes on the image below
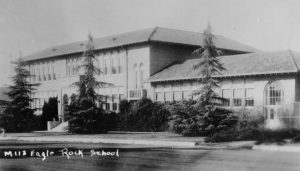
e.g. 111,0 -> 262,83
257,129 -> 300,144
166,100 -> 203,136
40,97 -> 58,130
233,109 -> 264,141
68,97 -> 116,134
167,100 -> 238,138
119,98 -> 170,132
204,109 -> 264,142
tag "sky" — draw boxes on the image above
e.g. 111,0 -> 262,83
0,0 -> 300,86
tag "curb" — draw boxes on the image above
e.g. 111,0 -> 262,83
0,136 -> 196,148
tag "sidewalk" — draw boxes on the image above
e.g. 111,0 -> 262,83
2,132 -> 299,152
0,132 -> 255,149
0,132 -> 202,147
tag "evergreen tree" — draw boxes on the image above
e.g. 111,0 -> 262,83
193,24 -> 237,136
0,58 -> 39,132
40,97 -> 58,130
68,33 -> 111,133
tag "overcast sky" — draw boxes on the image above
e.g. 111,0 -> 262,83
0,0 -> 300,86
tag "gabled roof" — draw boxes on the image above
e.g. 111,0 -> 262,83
148,50 -> 300,82
24,27 -> 257,61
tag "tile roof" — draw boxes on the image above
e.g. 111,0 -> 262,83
24,27 -> 257,61
148,50 -> 300,82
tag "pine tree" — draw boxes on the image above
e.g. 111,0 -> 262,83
0,58 -> 39,132
75,33 -> 109,105
68,33 -> 111,133
193,24 -> 237,137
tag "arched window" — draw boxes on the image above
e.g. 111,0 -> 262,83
134,63 -> 138,89
265,81 -> 283,105
139,63 -> 144,88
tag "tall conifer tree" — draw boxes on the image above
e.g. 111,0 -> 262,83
193,24 -> 237,136
0,58 -> 39,132
68,33 -> 111,133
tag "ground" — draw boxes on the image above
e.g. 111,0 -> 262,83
0,140 -> 300,171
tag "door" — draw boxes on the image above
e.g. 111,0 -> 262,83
264,81 -> 283,129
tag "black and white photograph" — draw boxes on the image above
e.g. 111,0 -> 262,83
0,0 -> 300,170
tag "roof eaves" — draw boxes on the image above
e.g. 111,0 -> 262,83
148,70 -> 297,83
288,49 -> 299,71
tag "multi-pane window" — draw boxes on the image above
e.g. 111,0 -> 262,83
164,92 -> 172,102
119,94 -> 125,101
192,90 -> 200,100
270,109 -> 274,119
117,55 -> 121,73
134,64 -> 138,89
183,91 -> 192,100
173,91 -> 182,101
222,89 -> 231,107
112,55 -> 117,74
156,92 -> 164,101
265,81 -> 282,105
112,94 -> 118,111
245,88 -> 254,106
233,89 -> 243,107
139,63 -> 144,89
104,57 -> 108,75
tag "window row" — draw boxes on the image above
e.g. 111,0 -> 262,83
29,61 -> 56,82
221,88 -> 254,107
66,53 -> 124,76
155,91 -> 196,102
98,94 -> 125,111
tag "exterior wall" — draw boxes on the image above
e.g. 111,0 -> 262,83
27,44 -> 152,116
151,75 -> 299,129
150,43 -> 194,76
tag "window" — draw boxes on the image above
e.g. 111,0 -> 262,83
112,94 -> 118,111
112,54 -> 118,74
270,109 -> 274,119
245,88 -> 254,106
233,89 -> 242,107
119,94 -> 125,100
139,63 -> 144,88
183,91 -> 192,100
134,64 -> 138,89
33,68 -> 36,82
192,90 -> 200,100
222,89 -> 231,107
173,91 -> 182,101
265,81 -> 282,105
164,92 -> 172,102
102,97 -> 110,110
117,55 -> 121,73
104,58 -> 108,75
105,103 -> 110,110
156,92 -> 164,101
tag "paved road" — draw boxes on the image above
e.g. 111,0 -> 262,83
0,140 -> 299,171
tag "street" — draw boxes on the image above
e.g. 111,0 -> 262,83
0,141 -> 299,171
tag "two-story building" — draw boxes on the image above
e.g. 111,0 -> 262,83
24,27 -> 255,122
25,27 -> 300,129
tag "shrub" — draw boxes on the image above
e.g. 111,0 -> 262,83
233,109 -> 264,141
119,98 -> 170,132
257,129 -> 300,144
68,97 -> 112,134
40,97 -> 59,130
205,109 -> 263,142
167,100 -> 204,136
167,100 -> 238,138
